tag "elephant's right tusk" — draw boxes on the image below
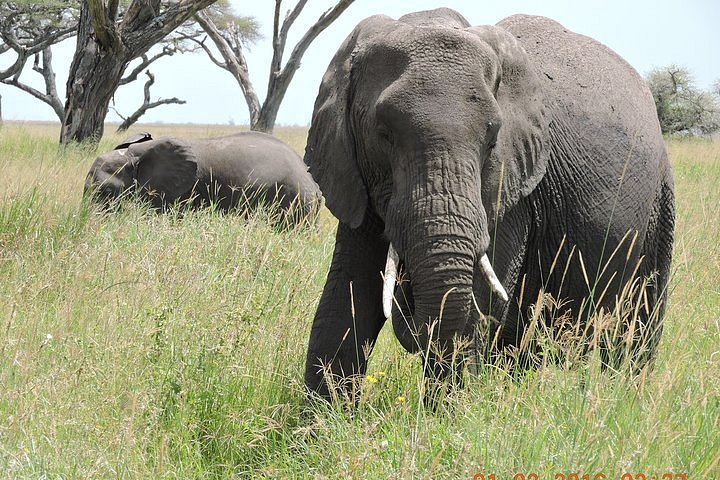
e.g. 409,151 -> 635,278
382,243 -> 399,318
479,254 -> 509,302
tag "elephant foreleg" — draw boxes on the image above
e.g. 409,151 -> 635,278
304,215 -> 388,401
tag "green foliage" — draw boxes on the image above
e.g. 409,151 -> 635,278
203,1 -> 262,45
0,1 -> 79,36
0,123 -> 718,478
646,65 -> 720,135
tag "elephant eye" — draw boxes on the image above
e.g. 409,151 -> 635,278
378,126 -> 395,148
486,121 -> 501,149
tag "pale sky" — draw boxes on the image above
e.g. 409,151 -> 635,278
1,0 -> 718,126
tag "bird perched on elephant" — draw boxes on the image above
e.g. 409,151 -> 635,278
302,8 -> 675,400
84,131 -> 322,226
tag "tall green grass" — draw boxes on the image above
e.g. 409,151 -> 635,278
0,122 -> 718,478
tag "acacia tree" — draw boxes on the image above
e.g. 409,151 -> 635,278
0,2 -> 77,119
60,0 -> 217,145
190,0 -> 355,133
0,1 -> 77,82
647,65 -> 720,135
1,2 -> 196,128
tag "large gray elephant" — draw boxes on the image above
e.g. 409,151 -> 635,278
303,8 -> 675,400
84,131 -> 321,225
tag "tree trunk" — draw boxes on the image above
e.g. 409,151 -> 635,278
60,5 -> 128,145
59,0 -> 217,146
252,88 -> 284,133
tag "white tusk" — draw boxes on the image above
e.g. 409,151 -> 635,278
382,243 -> 399,318
479,254 -> 509,302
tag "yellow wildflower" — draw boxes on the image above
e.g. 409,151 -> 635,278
365,374 -> 378,384
396,395 -> 405,403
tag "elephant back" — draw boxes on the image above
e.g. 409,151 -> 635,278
191,132 -> 321,221
498,14 -> 665,158
497,14 -> 668,234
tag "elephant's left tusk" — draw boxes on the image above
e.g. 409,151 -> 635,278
479,254 -> 509,302
382,243 -> 399,318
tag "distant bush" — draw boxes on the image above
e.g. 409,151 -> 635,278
646,65 -> 720,135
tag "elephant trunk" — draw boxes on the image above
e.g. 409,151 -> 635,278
383,248 -> 507,318
409,239 -> 476,350
386,168 -> 490,359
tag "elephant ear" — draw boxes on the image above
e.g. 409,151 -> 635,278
469,26 -> 549,223
304,16 -> 393,229
135,138 -> 198,206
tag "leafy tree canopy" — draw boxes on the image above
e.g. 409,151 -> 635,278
647,65 -> 720,135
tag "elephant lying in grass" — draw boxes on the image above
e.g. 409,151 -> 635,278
302,8 -> 675,401
84,131 -> 322,226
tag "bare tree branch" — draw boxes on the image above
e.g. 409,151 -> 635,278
119,45 -> 178,85
280,0 -> 308,40
107,0 -> 120,22
173,32 -> 227,68
192,0 -> 355,132
270,0 -> 307,81
254,0 -> 354,132
0,50 -> 29,81
195,9 -> 261,124
1,46 -> 65,120
122,0 -> 161,34
0,2 -> 77,81
114,70 -> 186,132
278,0 -> 353,86
270,0 -> 282,74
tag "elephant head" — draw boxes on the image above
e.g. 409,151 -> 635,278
305,9 -> 549,364
84,134 -> 199,209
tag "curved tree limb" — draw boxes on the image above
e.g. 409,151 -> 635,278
119,46 -> 178,85
254,0 -> 354,132
114,70 -> 186,132
0,2 -> 77,81
0,50 -> 29,81
195,10 -> 261,125
1,47 -> 64,120
173,32 -> 227,69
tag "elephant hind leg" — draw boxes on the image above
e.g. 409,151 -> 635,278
636,177 -> 675,369
601,177 -> 675,374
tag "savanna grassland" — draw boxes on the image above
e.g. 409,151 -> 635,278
0,121 -> 718,479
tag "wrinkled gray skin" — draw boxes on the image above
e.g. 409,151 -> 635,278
85,131 -> 321,225
303,8 -> 675,400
